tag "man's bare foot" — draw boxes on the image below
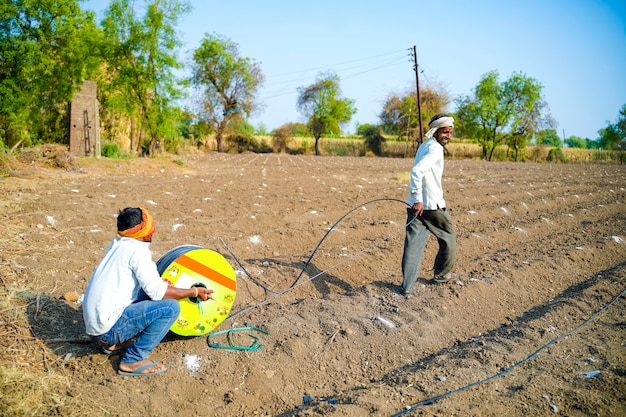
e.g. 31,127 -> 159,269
99,339 -> 134,354
118,359 -> 167,376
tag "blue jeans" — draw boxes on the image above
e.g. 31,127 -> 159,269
92,299 -> 180,365
401,208 -> 456,293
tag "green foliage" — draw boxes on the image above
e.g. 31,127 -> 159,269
546,147 -> 567,163
0,0 -> 100,148
99,0 -> 190,153
255,123 -> 269,135
297,71 -> 357,155
102,142 -> 122,158
191,33 -> 265,152
178,111 -> 214,149
564,136 -> 587,148
235,121 -> 256,136
586,138 -> 601,149
536,129 -> 562,147
356,123 -> 375,135
361,126 -> 386,156
505,133 -> 527,161
291,123 -> 309,136
455,70 -> 547,161
598,103 -> 626,150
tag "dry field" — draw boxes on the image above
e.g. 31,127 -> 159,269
1,150 -> 625,416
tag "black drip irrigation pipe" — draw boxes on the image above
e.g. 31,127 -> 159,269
391,282 -> 626,416
220,197 -> 413,322
289,198 -> 410,288
156,245 -> 203,275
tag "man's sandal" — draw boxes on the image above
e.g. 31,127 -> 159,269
118,360 -> 167,377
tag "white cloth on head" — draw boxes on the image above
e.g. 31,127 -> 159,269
424,116 -> 454,138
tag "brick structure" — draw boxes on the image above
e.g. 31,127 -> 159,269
68,80 -> 99,157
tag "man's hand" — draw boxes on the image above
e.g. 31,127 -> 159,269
164,285 -> 214,301
411,202 -> 424,216
195,287 -> 214,301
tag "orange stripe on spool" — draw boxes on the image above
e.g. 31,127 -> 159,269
176,254 -> 236,292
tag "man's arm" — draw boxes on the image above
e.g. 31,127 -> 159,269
163,286 -> 213,301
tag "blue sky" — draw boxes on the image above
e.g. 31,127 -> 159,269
83,0 -> 626,140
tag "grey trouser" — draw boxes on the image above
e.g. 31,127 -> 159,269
401,207 -> 456,293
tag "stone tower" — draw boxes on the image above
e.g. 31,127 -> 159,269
68,81 -> 99,157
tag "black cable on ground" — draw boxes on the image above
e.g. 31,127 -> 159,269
220,238 -> 280,295
391,282 -> 626,416
221,197 -> 413,321
289,198 -> 410,288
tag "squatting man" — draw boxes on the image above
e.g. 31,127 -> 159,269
83,207 -> 213,376
401,113 -> 459,296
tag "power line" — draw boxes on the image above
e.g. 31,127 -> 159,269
263,55 -> 406,88
258,51 -> 409,103
267,49 -> 408,79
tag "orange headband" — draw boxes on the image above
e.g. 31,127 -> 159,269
118,207 -> 155,240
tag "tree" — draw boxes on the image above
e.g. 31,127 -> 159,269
536,129 -> 562,147
586,138 -> 601,149
507,98 -> 554,161
99,0 -> 189,154
191,33 -> 264,153
564,136 -> 587,148
598,103 -> 626,151
0,0 -> 100,148
379,82 -> 450,147
355,123 -> 376,136
455,71 -> 547,161
297,71 -> 356,156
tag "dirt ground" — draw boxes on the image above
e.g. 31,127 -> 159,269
1,149 -> 625,416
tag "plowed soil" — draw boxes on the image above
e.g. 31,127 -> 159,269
1,152 -> 625,416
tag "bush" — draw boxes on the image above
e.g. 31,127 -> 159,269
362,126 -> 385,156
101,142 -> 122,158
547,147 -> 568,163
272,124 -> 294,153
226,133 -> 258,153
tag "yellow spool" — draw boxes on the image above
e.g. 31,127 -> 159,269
157,246 -> 237,336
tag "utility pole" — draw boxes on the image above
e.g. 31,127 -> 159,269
411,45 -> 424,145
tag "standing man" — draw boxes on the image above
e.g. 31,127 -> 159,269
401,114 -> 459,296
83,207 -> 213,376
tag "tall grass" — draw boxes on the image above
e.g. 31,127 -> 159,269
308,137 -> 624,164
124,133 -> 624,163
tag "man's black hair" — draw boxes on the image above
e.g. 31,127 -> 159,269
117,207 -> 143,232
429,113 -> 450,124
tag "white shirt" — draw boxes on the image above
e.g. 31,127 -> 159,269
83,237 -> 168,335
407,138 -> 446,209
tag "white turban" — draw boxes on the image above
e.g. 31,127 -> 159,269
424,116 -> 454,138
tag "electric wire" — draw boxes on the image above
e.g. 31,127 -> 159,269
258,50 -> 409,102
391,282 -> 626,416
183,48 -> 417,120
266,49 -> 408,80
259,55 -> 407,101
